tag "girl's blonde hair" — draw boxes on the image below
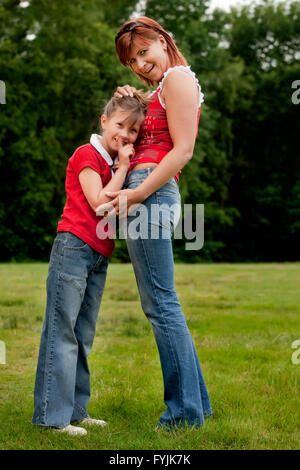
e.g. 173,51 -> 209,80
115,16 -> 187,87
103,90 -> 151,127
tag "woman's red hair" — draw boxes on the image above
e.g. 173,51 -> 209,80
115,16 -> 188,87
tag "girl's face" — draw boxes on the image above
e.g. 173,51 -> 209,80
100,108 -> 143,157
127,36 -> 171,83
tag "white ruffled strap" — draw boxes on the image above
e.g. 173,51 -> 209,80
157,65 -> 204,109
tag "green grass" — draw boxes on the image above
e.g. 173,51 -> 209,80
0,262 -> 299,450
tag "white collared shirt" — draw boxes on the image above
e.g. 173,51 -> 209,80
90,134 -> 115,176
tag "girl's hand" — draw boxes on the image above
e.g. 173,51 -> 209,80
117,139 -> 134,170
98,188 -> 144,218
114,85 -> 137,98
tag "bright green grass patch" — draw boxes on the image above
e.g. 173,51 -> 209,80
0,262 -> 299,450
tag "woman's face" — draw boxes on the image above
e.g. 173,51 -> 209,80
127,35 -> 171,83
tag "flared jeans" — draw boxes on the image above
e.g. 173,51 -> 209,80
122,169 -> 212,428
32,232 -> 108,428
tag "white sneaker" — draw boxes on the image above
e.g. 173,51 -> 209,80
54,424 -> 87,436
80,417 -> 107,427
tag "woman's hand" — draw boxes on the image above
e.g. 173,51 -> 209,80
98,188 -> 144,218
114,85 -> 137,98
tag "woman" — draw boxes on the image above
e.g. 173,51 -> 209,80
103,16 -> 212,430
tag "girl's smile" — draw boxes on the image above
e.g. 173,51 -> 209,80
100,109 -> 143,157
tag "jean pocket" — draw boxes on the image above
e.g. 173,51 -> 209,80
155,192 -> 181,232
63,233 -> 89,251
58,271 -> 85,299
156,179 -> 179,198
125,180 -> 143,190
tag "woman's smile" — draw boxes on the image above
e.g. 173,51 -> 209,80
145,64 -> 154,74
128,37 -> 170,82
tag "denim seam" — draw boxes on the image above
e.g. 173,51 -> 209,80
63,232 -> 89,251
156,192 -> 180,235
40,242 -> 63,425
44,274 -> 60,422
156,191 -> 184,419
89,253 -> 106,276
59,272 -> 85,299
74,401 -> 89,418
63,244 -> 89,251
156,191 -> 178,197
78,254 -> 107,312
139,192 -> 184,420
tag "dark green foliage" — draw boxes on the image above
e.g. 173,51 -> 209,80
0,0 -> 299,262
0,0 -> 138,261
156,0 -> 300,262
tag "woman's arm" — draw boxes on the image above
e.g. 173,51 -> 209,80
134,69 -> 199,199
105,71 -> 199,213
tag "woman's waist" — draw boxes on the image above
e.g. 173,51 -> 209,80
129,147 -> 170,170
124,168 -> 179,195
127,155 -> 181,182
127,162 -> 158,177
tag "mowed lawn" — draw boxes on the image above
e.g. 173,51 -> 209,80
0,262 -> 299,450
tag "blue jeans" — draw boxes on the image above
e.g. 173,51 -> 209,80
122,169 -> 212,428
32,232 -> 108,428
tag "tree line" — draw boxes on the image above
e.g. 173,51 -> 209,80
0,0 -> 299,262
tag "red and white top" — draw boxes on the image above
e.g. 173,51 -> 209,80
129,66 -> 204,182
57,136 -> 115,258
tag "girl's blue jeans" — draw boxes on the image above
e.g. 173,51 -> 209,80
122,169 -> 212,428
32,231 -> 108,428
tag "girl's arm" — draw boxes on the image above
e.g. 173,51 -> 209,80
79,165 -> 128,212
79,142 -> 133,213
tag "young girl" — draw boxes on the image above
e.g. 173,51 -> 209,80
32,92 -> 148,436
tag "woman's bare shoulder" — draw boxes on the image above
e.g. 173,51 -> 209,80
160,66 -> 204,107
161,68 -> 198,101
161,66 -> 197,88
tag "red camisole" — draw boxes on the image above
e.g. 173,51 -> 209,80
129,67 -> 202,182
